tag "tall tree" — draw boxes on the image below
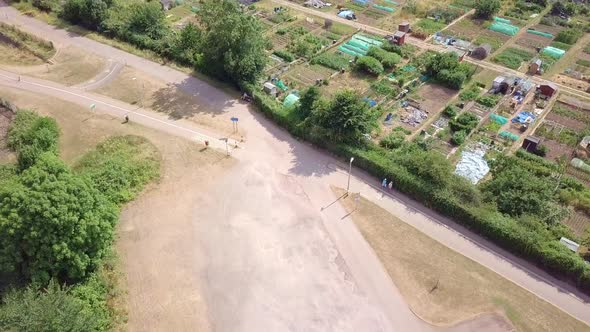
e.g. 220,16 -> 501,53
311,90 -> 378,143
0,153 -> 117,284
196,0 -> 268,84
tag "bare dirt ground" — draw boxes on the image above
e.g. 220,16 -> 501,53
333,187 -> 590,332
0,86 -> 234,332
1,45 -> 106,86
542,139 -> 575,162
415,83 -> 458,114
93,66 -> 238,137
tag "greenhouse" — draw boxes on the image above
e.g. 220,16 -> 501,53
283,93 -> 300,108
488,22 -> 519,36
490,113 -> 508,125
527,29 -> 553,39
337,34 -> 383,57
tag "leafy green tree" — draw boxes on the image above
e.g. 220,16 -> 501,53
61,0 -> 111,30
451,130 -> 466,145
196,0 -> 268,84
169,23 -> 201,65
449,112 -> 479,133
474,0 -> 501,19
0,153 -> 117,284
0,281 -> 107,331
7,110 -> 59,171
298,86 -> 321,118
126,1 -> 168,40
355,56 -> 384,75
311,90 -> 378,143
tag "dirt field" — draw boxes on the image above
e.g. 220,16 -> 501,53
415,83 -> 458,114
0,87 -> 234,332
92,66 -> 238,136
541,138 -> 575,162
333,187 -> 590,332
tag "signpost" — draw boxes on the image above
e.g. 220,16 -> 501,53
231,117 -> 239,133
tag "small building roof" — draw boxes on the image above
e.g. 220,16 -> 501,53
518,80 -> 535,92
393,31 -> 406,38
540,82 -> 558,90
263,82 -> 277,90
493,76 -> 506,84
524,135 -> 541,144
532,58 -> 542,66
452,39 -> 471,50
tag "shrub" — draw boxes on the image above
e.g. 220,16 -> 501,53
273,49 -> 295,62
370,80 -> 398,97
0,281 -> 108,331
311,52 -> 351,70
450,112 -> 479,133
355,56 -> 384,75
7,110 -> 60,171
443,105 -> 458,118
533,145 -> 548,157
555,28 -> 583,45
379,130 -> 406,149
459,85 -> 480,101
367,46 -> 402,67
476,94 -> 501,108
75,136 -> 160,205
474,0 -> 501,19
451,130 -> 466,145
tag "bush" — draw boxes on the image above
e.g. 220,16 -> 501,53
451,130 -> 466,145
459,85 -> 480,101
0,281 -> 108,331
443,105 -> 458,118
273,49 -> 295,62
7,110 -> 60,171
450,112 -> 479,133
311,52 -> 351,70
379,130 -> 406,149
355,56 -> 384,75
555,28 -> 583,45
533,145 -> 548,157
367,46 -> 402,68
474,0 -> 501,19
370,80 -> 399,98
75,136 -> 160,205
476,94 -> 501,108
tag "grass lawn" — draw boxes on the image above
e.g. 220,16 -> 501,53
333,187 -> 590,332
0,22 -> 55,65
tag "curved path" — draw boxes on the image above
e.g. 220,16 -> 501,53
0,2 -> 589,330
74,58 -> 124,90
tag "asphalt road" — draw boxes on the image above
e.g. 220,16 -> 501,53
1,2 -> 589,330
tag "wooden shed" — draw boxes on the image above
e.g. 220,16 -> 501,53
522,136 -> 540,153
398,22 -> 410,33
393,31 -> 406,45
529,58 -> 542,75
539,83 -> 557,97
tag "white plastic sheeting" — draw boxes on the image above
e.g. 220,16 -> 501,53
454,149 -> 490,184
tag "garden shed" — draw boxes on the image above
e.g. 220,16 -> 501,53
393,31 -> 406,45
539,83 -> 557,97
263,82 -> 278,97
522,136 -> 540,153
398,22 -> 410,32
529,58 -> 542,75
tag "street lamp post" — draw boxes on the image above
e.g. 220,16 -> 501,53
347,157 -> 354,193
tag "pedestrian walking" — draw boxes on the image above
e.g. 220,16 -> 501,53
388,181 -> 393,190
382,178 -> 387,188
124,115 -> 129,123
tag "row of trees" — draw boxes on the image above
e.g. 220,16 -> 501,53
48,0 -> 268,85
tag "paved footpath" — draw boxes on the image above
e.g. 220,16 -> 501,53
1,2 -> 589,329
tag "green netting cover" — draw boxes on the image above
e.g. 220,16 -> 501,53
353,34 -> 383,46
276,80 -> 288,91
490,114 -> 508,125
347,40 -> 370,51
283,94 -> 300,108
527,29 -> 553,39
493,17 -> 511,24
373,4 -> 395,12
489,22 -> 519,36
499,131 -> 519,141
542,46 -> 566,59
384,0 -> 398,4
402,65 -> 416,72
342,43 -> 367,55
339,45 -> 363,57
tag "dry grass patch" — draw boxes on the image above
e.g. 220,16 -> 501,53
333,187 -> 590,332
25,46 -> 106,86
